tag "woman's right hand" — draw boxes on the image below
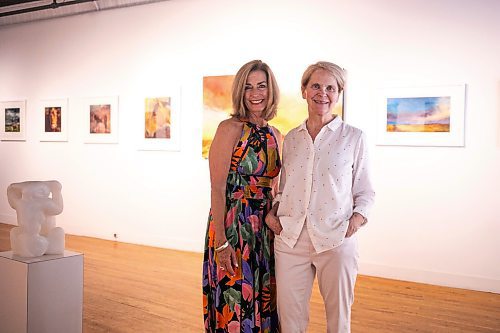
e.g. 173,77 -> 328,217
265,211 -> 283,235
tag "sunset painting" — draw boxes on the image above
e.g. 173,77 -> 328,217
386,96 -> 450,132
202,75 -> 344,158
202,75 -> 234,158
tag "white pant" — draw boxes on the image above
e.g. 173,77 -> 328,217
275,224 -> 359,333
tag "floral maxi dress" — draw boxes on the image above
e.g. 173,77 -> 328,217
203,121 -> 281,333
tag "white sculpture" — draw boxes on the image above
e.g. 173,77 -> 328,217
7,180 -> 64,257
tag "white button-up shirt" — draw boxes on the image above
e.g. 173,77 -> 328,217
274,117 -> 375,253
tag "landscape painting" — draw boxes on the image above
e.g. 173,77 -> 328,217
1,100 -> 26,141
377,85 -> 466,147
386,96 -> 450,133
5,108 -> 21,133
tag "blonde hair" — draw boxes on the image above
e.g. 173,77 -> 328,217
301,61 -> 345,94
231,60 -> 280,121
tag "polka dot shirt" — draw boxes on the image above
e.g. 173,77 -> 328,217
274,117 -> 375,253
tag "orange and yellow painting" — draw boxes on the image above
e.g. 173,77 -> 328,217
386,96 -> 450,132
145,97 -> 171,139
202,75 -> 344,158
45,106 -> 61,133
202,75 -> 234,158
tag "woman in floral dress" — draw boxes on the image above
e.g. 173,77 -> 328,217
202,60 -> 281,333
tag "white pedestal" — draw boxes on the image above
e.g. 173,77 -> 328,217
0,250 -> 83,333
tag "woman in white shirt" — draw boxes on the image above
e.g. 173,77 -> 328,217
265,61 -> 375,333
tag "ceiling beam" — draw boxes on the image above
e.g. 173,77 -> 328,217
0,0 -> 43,8
0,0 -> 96,17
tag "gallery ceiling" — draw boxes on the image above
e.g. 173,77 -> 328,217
0,0 -> 170,27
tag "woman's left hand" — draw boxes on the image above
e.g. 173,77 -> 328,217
345,213 -> 365,237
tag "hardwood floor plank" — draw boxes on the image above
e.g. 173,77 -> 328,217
1,223 -> 499,332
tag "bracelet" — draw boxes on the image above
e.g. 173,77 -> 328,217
214,241 -> 229,252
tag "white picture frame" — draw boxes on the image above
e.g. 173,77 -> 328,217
82,96 -> 119,144
376,84 -> 466,147
1,100 -> 26,141
139,88 -> 181,151
39,98 -> 68,142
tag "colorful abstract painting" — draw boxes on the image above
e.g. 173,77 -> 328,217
203,75 -> 234,158
202,75 -> 344,158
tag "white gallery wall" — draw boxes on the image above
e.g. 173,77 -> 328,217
1,0 -> 499,293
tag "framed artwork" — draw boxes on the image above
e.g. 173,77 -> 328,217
376,84 -> 466,147
1,100 -> 26,141
139,89 -> 181,151
202,75 -> 344,158
202,75 -> 234,158
83,96 -> 119,144
39,98 -> 68,142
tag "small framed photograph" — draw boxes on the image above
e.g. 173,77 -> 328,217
83,96 -> 119,144
376,84 -> 466,147
1,100 -> 26,141
40,98 -> 68,142
139,89 -> 181,151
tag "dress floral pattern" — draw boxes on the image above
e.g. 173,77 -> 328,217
203,121 -> 281,333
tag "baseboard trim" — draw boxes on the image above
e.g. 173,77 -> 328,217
359,262 -> 500,294
66,229 -> 204,254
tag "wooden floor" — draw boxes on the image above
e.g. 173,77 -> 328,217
1,223 -> 499,332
